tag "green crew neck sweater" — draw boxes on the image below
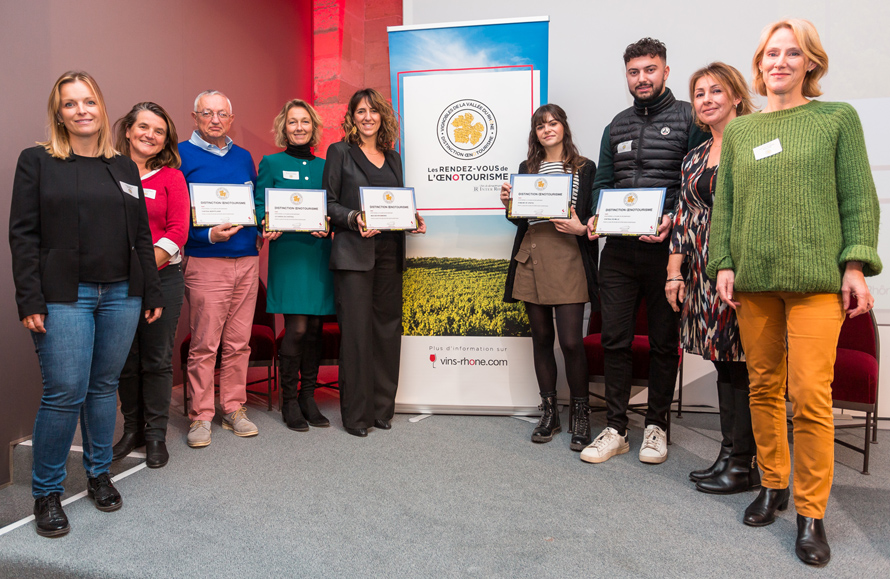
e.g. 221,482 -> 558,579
706,100 -> 881,293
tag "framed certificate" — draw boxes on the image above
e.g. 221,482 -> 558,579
592,188 -> 666,236
264,188 -> 328,233
360,187 -> 418,231
507,173 -> 573,220
189,183 -> 257,227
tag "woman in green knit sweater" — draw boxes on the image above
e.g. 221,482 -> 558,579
255,99 -> 335,431
708,19 -> 881,567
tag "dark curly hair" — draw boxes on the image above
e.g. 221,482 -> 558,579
623,37 -> 667,64
341,88 -> 399,151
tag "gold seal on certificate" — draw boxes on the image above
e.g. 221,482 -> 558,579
360,187 -> 418,231
189,183 -> 257,227
592,188 -> 666,236
264,188 -> 328,233
507,173 -> 573,219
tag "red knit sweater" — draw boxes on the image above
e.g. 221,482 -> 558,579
142,166 -> 190,270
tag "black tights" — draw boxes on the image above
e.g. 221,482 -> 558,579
525,302 -> 588,399
712,360 -> 749,392
280,314 -> 322,358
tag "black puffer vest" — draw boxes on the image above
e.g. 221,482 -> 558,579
609,88 -> 693,214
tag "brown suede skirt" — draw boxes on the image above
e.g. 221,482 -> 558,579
511,221 -> 588,305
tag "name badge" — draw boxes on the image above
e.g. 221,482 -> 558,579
283,171 -> 300,180
144,188 -> 157,199
617,140 -> 633,154
753,139 -> 782,160
120,181 -> 139,199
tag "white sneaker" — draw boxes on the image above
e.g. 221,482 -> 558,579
639,424 -> 668,464
580,427 -> 630,464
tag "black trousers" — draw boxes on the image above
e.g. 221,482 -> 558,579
599,239 -> 678,433
333,235 -> 402,429
118,264 -> 185,441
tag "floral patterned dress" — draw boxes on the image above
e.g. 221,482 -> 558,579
670,139 -> 744,362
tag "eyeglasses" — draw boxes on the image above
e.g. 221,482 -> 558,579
196,110 -> 231,120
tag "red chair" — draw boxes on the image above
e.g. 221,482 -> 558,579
583,299 -> 684,442
180,280 -> 278,415
831,307 -> 880,474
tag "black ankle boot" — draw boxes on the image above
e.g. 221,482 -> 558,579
796,514 -> 830,566
568,397 -> 591,451
279,354 -> 308,431
531,393 -> 560,443
112,431 -> 145,461
690,381 -> 735,481
743,487 -> 790,526
695,455 -> 761,494
689,445 -> 732,482
297,337 -> 330,427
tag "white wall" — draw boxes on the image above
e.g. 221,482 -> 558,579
405,0 -> 890,422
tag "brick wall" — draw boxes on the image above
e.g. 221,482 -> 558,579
313,0 -> 402,157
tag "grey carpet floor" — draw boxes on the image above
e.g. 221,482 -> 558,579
1,387 -> 888,578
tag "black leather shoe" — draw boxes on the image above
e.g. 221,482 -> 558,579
796,514 -> 830,566
112,431 -> 145,461
144,441 -> 169,469
689,445 -> 731,482
34,493 -> 69,538
743,487 -> 790,526
345,427 -> 368,437
374,419 -> 392,430
87,473 -> 122,512
695,456 -> 761,495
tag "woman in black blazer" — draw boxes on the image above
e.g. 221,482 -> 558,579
500,104 -> 598,451
9,71 -> 162,537
323,88 -> 425,437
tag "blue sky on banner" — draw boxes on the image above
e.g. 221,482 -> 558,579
389,20 -> 549,137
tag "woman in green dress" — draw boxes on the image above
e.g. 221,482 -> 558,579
255,99 -> 335,431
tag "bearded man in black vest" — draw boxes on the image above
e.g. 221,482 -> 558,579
581,37 -> 707,466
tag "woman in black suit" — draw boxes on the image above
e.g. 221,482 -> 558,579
323,88 -> 425,437
500,104 -> 598,451
9,71 -> 162,537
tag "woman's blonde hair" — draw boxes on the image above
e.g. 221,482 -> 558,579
752,19 -> 828,98
272,99 -> 323,148
38,71 -> 115,159
341,88 -> 399,151
688,62 -> 755,132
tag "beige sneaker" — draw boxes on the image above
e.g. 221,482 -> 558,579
187,420 -> 211,448
222,407 -> 258,437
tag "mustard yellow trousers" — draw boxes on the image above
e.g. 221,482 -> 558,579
735,292 -> 845,518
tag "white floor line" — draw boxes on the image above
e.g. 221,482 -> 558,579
0,458 -> 148,538
510,415 -> 539,424
408,414 -> 432,423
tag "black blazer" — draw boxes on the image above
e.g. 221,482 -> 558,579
323,141 -> 406,272
9,146 -> 163,320
503,158 -> 600,308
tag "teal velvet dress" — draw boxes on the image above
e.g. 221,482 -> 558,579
255,152 -> 335,315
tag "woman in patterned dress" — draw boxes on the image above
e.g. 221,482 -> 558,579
665,62 -> 758,494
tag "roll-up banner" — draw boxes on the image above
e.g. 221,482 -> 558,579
388,17 -> 549,414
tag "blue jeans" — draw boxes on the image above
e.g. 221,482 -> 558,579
30,282 -> 141,498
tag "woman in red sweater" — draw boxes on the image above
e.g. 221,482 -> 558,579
111,102 -> 190,468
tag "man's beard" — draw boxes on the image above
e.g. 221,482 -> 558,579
632,80 -> 664,103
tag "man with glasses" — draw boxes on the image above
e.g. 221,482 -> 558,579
179,90 -> 261,447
